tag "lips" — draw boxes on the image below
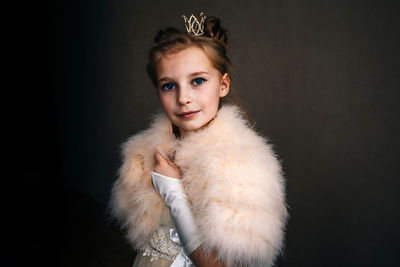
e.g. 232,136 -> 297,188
178,110 -> 200,118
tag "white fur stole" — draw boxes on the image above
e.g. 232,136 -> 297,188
111,105 -> 288,266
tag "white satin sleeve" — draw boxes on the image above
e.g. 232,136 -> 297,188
151,171 -> 201,256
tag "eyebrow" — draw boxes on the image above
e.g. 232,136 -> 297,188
157,71 -> 210,84
189,71 -> 210,77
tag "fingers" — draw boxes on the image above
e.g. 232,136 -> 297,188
154,151 -> 165,164
154,151 -> 174,166
153,151 -> 181,179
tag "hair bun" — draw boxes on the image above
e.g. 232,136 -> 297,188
204,16 -> 229,48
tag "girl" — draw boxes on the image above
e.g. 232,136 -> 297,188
111,14 -> 287,267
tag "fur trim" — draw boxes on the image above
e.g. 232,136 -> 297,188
111,105 -> 288,266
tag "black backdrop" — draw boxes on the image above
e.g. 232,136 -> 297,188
8,0 -> 400,266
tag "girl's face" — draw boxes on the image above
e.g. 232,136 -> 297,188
156,46 -> 230,137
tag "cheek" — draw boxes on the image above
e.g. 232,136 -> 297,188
199,86 -> 221,113
207,84 -> 222,105
159,94 -> 175,113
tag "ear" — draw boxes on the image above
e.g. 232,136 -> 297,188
219,73 -> 230,97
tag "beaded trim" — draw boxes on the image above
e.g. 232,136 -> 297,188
142,224 -> 181,262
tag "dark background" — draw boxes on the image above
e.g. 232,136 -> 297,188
7,0 -> 399,266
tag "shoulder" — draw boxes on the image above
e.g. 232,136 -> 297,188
176,105 -> 280,173
186,105 -> 283,187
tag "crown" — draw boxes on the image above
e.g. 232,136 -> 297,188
182,12 -> 206,36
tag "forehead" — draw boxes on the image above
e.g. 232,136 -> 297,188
156,46 -> 215,78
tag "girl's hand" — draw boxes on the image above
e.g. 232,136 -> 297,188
153,151 -> 181,179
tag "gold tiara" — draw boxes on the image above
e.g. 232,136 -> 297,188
182,12 -> 206,36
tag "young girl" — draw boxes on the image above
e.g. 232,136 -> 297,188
111,13 -> 287,267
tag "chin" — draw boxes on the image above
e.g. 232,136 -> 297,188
178,124 -> 201,132
173,115 -> 214,133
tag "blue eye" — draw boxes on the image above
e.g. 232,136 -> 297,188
193,77 -> 206,86
161,83 -> 175,91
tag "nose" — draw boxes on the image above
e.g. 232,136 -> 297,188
177,86 -> 192,105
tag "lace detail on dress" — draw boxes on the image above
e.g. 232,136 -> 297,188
142,224 -> 181,262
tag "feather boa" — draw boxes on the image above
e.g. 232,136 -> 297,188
111,105 -> 288,266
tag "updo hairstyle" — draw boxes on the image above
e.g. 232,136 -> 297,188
146,16 -> 230,88
146,16 -> 251,124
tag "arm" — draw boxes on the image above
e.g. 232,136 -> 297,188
183,143 -> 288,266
110,136 -> 167,250
153,152 -> 226,267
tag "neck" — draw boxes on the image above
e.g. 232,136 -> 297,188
179,128 -> 187,138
